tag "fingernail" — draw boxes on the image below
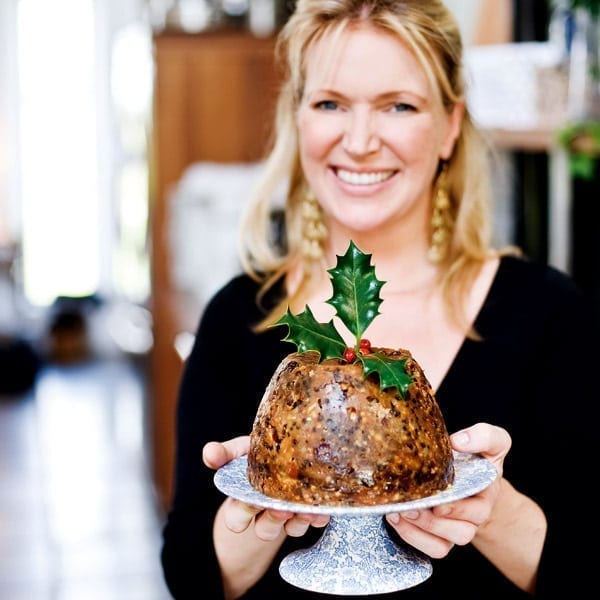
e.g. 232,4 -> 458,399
403,510 -> 419,520
451,431 -> 469,447
387,513 -> 400,524
437,504 -> 452,517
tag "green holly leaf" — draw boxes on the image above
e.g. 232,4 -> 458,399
359,352 -> 412,398
275,305 -> 346,360
271,240 -> 413,396
326,240 -> 385,346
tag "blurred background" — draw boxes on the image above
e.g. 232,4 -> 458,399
0,0 -> 598,598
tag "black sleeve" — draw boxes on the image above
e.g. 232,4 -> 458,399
435,257 -> 600,598
475,259 -> 599,597
159,275 -> 286,598
525,268 -> 599,597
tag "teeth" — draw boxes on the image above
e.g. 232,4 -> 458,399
337,169 -> 394,185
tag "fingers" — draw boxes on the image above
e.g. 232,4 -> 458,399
283,513 -> 330,537
223,498 -> 292,542
386,503 -> 480,558
386,510 -> 459,559
223,498 -> 266,533
432,493 -> 492,526
254,509 -> 296,541
451,423 -> 511,463
255,511 -> 329,540
386,478 -> 500,559
222,497 -> 329,542
203,435 -> 250,469
285,514 -> 329,537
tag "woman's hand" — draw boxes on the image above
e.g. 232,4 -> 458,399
203,436 -> 330,538
385,422 -> 511,559
203,435 -> 250,469
384,423 -> 544,592
203,437 -> 329,598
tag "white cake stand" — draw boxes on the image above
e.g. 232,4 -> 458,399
214,451 -> 497,595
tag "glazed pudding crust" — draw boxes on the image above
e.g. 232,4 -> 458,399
247,350 -> 455,506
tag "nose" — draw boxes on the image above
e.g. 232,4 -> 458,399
342,109 -> 380,156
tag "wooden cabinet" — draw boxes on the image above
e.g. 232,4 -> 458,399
149,30 -> 280,511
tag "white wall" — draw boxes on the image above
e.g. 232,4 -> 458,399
0,0 -> 20,243
444,0 -> 480,45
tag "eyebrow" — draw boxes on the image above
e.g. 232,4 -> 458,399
309,88 -> 427,105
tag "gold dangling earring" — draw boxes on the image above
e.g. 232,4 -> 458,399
300,189 -> 327,260
427,164 -> 452,264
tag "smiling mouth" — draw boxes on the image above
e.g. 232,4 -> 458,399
336,168 -> 396,185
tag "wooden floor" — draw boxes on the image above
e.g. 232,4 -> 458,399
0,354 -> 172,599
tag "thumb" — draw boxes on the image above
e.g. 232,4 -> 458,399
450,422 -> 511,462
203,435 -> 250,470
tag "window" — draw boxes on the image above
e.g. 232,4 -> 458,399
18,0 -> 100,305
15,0 -> 151,308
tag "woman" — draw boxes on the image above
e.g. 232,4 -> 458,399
160,1 -> 597,598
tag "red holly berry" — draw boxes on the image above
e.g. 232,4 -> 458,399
344,348 -> 356,362
359,338 -> 372,354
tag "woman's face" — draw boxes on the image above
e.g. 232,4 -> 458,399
296,24 -> 462,240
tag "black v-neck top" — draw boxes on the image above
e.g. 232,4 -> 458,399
161,255 -> 599,599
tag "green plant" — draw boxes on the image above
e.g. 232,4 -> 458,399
549,0 -> 600,179
275,240 -> 413,397
558,120 -> 600,179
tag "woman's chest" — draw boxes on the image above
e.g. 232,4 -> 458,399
364,311 -> 464,391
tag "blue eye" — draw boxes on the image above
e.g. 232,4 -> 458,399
392,103 -> 415,113
315,100 -> 338,111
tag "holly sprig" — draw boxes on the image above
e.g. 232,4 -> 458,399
274,241 -> 413,397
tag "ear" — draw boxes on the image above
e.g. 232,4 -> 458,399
439,102 -> 465,160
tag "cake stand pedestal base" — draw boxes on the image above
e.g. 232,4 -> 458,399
280,514 -> 432,595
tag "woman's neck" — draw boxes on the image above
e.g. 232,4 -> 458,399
323,226 -> 439,295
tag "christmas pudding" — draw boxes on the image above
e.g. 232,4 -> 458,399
247,242 -> 455,506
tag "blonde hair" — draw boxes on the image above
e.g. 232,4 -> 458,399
239,0 -> 510,330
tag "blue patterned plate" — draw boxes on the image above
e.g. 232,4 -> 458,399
214,451 -> 496,515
